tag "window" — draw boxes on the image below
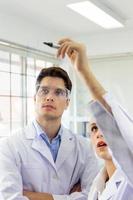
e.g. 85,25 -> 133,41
0,44 -> 56,137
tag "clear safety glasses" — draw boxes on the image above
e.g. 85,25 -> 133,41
36,85 -> 70,99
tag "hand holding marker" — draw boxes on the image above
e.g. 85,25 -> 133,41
43,41 -> 74,58
43,42 -> 67,65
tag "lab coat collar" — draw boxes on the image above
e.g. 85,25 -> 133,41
32,135 -> 56,171
98,169 -> 124,200
88,167 -> 107,200
24,122 -> 37,139
24,123 -> 57,171
55,128 -> 74,170
95,167 -> 108,194
24,123 -> 74,172
24,120 -> 63,139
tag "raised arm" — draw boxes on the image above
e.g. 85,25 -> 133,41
57,38 -> 111,113
57,38 -> 133,187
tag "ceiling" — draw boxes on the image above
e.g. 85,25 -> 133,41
0,0 -> 133,56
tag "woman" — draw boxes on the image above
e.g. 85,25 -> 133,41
88,117 -> 133,200
55,37 -> 133,199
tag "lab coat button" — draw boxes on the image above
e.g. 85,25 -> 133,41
53,174 -> 58,180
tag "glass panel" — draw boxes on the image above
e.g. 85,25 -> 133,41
0,50 -> 10,72
35,60 -> 46,78
76,121 -> 87,137
27,76 -> 36,97
11,54 -> 22,74
36,66 -> 42,78
11,97 -> 23,132
0,97 -> 10,136
27,57 -> 35,75
36,59 -> 45,68
0,72 -> 10,95
11,74 -> 22,96
46,61 -> 53,67
27,97 -> 35,123
62,109 -> 70,129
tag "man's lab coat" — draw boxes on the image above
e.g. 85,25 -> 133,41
88,93 -> 133,200
0,124 -> 98,200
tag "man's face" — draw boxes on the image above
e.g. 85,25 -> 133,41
90,122 -> 112,160
34,76 -> 70,121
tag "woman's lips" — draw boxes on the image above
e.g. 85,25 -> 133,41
97,141 -> 107,148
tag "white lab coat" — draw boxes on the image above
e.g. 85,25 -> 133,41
88,93 -> 133,200
88,166 -> 133,200
0,123 -> 98,200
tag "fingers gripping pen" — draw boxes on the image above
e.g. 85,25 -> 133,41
43,42 -> 60,49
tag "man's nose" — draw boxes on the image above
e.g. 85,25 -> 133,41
45,91 -> 54,101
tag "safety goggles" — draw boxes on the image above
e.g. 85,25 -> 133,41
36,85 -> 70,99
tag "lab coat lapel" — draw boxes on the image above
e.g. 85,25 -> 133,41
24,123 -> 57,171
56,129 -> 74,170
88,168 -> 107,200
31,138 -> 56,170
100,170 -> 124,200
100,180 -> 118,200
89,168 -> 124,200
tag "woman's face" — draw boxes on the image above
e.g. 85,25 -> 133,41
89,122 -> 112,160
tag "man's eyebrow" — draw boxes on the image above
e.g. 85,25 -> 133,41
39,86 -> 66,90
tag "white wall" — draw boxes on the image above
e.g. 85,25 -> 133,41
77,29 -> 133,56
76,54 -> 133,118
0,13 -> 55,53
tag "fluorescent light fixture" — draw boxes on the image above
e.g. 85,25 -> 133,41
67,1 -> 124,29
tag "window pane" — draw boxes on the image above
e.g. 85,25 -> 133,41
36,59 -> 45,68
46,61 -> 53,67
27,76 -> 36,97
11,54 -> 22,74
0,50 -> 10,72
11,97 -> 23,132
27,97 -> 35,123
27,57 -> 35,75
35,60 -> 45,77
0,72 -> 10,95
0,97 -> 10,136
11,74 -> 22,96
36,66 -> 42,77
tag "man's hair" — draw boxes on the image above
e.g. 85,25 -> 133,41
36,66 -> 72,92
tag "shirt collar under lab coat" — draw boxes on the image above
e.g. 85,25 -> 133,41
32,119 -> 63,141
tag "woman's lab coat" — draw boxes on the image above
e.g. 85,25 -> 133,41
0,124 -> 98,200
88,166 -> 133,200
88,93 -> 133,200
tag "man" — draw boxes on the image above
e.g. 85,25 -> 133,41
0,56 -> 98,198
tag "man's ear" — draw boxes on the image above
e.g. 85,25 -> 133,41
65,98 -> 70,110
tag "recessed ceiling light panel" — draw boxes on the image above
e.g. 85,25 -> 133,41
67,1 -> 124,29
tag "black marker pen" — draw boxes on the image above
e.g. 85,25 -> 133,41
43,42 -> 60,49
